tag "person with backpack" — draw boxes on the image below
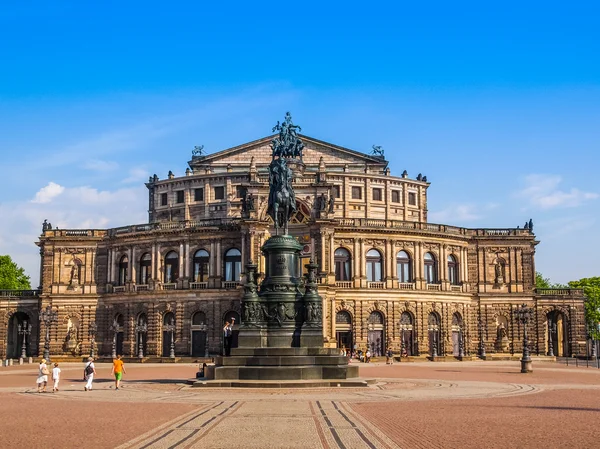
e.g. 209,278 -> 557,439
84,357 -> 96,391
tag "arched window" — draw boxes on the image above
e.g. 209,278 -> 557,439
139,253 -> 151,285
163,312 -> 175,326
115,313 -> 125,327
137,313 -> 147,326
448,255 -> 459,285
366,249 -> 383,282
334,248 -> 351,281
224,248 -> 241,282
336,310 -> 352,324
424,252 -> 437,284
118,255 -> 128,286
192,311 -> 206,326
192,249 -> 210,282
367,311 -> 385,356
396,250 -> 412,283
164,251 -> 179,283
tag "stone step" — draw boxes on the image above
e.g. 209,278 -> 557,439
212,364 -> 359,381
189,378 -> 375,388
215,355 -> 348,367
231,347 -> 343,357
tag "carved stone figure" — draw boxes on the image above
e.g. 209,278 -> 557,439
494,260 -> 503,284
69,264 -> 79,286
271,112 -> 304,159
328,195 -> 335,213
247,193 -> 255,211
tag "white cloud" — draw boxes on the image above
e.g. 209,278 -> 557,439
82,159 -> 119,172
429,204 -> 483,223
517,174 -> 598,209
0,183 -> 148,287
31,182 -> 65,203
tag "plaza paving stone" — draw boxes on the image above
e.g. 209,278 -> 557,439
1,360 -> 599,448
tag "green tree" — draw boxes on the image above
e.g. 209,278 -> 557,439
568,277 -> 600,340
0,255 -> 31,290
535,272 -> 567,289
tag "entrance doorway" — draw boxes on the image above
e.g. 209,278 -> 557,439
547,310 -> 569,356
399,312 -> 415,356
451,312 -> 463,357
367,311 -> 385,356
335,310 -> 353,352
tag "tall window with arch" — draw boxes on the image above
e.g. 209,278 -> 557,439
118,255 -> 128,286
164,251 -> 179,283
334,248 -> 352,281
192,249 -> 210,282
138,253 -> 151,284
366,249 -> 383,282
447,254 -> 459,285
224,248 -> 241,282
396,250 -> 412,283
424,252 -> 437,284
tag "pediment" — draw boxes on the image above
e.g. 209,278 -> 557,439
188,135 -> 387,170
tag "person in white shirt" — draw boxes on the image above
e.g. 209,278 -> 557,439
84,357 -> 96,391
52,363 -> 61,393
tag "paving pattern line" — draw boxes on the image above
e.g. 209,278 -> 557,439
348,402 -> 443,449
183,401 -> 243,448
336,401 -> 400,449
117,401 -> 228,449
114,403 -> 215,449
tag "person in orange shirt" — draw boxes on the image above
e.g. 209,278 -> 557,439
111,355 -> 126,390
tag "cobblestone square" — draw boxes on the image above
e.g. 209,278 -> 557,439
1,361 -> 598,448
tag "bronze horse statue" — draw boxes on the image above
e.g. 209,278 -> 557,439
267,158 -> 296,235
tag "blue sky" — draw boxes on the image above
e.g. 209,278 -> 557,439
1,1 -> 599,286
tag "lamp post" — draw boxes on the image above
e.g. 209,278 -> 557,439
108,319 -> 120,359
17,321 -> 32,360
135,322 -> 147,359
478,318 -> 487,358
88,321 -> 97,358
39,305 -> 58,361
516,303 -> 534,373
458,327 -> 465,358
547,322 -> 556,357
198,323 -> 209,357
428,324 -> 438,358
164,319 -> 176,359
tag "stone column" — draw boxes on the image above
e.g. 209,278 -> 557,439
130,246 -> 136,285
359,238 -> 365,287
385,239 -> 393,288
184,241 -> 190,279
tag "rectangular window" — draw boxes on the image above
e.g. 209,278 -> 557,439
332,185 -> 341,199
351,186 -> 362,200
160,193 -> 168,206
372,188 -> 382,201
391,190 -> 400,203
214,186 -> 225,200
194,188 -> 204,202
235,185 -> 245,198
408,192 -> 417,206
176,191 -> 184,204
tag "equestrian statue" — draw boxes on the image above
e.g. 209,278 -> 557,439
267,112 -> 303,235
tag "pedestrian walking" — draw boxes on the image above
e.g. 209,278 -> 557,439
52,363 -> 61,392
365,349 -> 371,363
37,359 -> 49,393
84,356 -> 96,391
111,355 -> 126,390
386,348 -> 393,365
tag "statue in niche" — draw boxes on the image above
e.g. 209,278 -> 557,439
495,320 -> 510,352
69,263 -> 80,287
328,195 -> 335,213
494,258 -> 504,285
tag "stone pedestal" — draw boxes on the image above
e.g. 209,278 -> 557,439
202,233 -> 361,387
